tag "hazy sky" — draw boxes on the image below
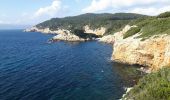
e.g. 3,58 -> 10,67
0,0 -> 170,26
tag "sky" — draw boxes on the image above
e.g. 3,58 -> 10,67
0,0 -> 170,27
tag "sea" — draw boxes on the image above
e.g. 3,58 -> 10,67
0,30 -> 143,100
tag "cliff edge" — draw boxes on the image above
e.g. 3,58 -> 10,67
112,12 -> 170,71
112,34 -> 170,71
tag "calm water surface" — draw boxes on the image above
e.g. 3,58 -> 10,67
0,30 -> 143,100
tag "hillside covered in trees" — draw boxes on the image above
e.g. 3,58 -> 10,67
36,13 -> 147,35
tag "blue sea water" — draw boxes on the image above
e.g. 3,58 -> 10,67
0,30 -> 143,100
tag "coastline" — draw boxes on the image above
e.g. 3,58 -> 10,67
24,26 -> 104,42
25,23 -> 170,99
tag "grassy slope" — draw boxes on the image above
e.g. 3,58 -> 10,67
124,67 -> 170,100
123,12 -> 170,39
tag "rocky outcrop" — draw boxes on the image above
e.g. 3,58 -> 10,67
25,25 -> 107,36
98,25 -> 135,43
84,25 -> 106,36
52,33 -> 86,42
25,25 -> 108,41
25,27 -> 87,41
98,35 -> 115,43
24,27 -> 51,33
24,27 -> 40,32
24,27 -> 72,34
112,33 -> 170,71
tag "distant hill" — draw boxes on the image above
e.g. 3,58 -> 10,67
36,13 -> 148,35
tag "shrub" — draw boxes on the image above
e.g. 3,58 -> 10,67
123,27 -> 141,39
138,18 -> 170,38
127,16 -> 170,39
124,67 -> 170,100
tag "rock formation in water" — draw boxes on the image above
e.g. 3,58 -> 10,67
52,33 -> 86,42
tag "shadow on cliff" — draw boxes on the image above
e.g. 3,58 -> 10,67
111,62 -> 146,87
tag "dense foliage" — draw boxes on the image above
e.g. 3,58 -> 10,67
123,27 -> 141,39
123,12 -> 170,39
36,13 -> 146,36
157,11 -> 170,18
124,67 -> 170,100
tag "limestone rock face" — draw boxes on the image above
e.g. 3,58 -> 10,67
112,34 -> 170,71
98,25 -> 134,43
98,35 -> 115,43
25,25 -> 107,36
84,25 -> 106,36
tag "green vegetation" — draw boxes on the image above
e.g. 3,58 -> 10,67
123,27 -> 141,39
124,67 -> 170,100
123,12 -> 170,39
157,11 -> 170,18
36,13 -> 146,37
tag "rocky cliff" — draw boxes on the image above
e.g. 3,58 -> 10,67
84,25 -> 106,36
52,33 -> 86,42
25,25 -> 106,41
25,25 -> 106,35
112,28 -> 170,71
